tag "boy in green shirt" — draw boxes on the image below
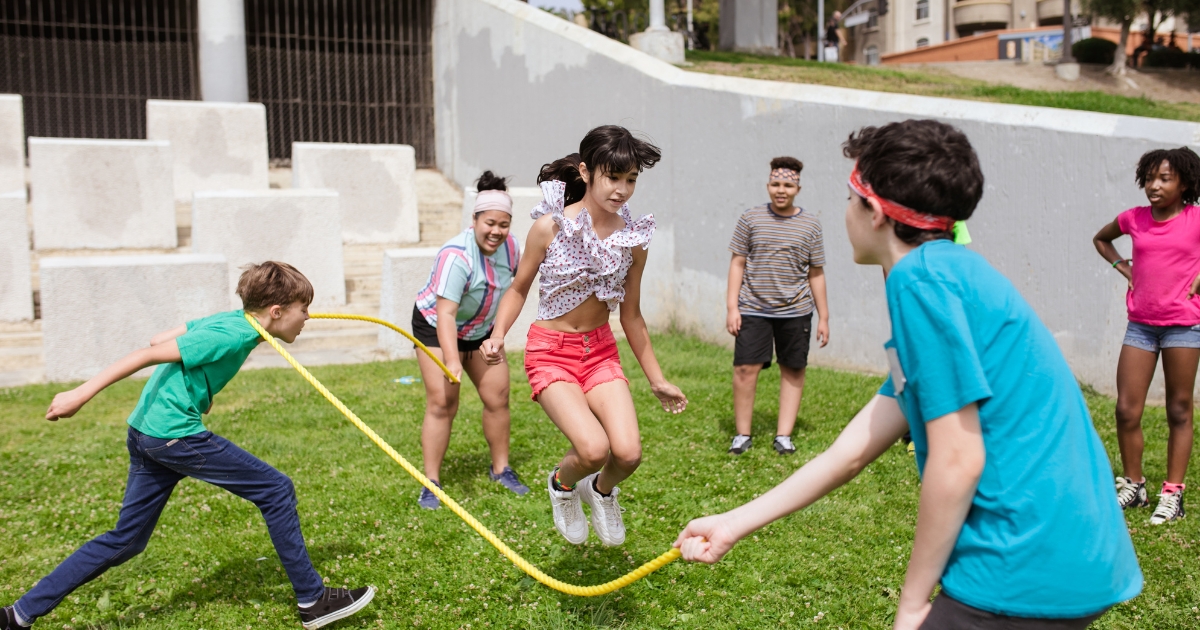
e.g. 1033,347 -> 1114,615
2,262 -> 374,630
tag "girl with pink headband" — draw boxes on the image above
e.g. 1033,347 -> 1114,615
410,170 -> 529,510
482,125 -> 688,547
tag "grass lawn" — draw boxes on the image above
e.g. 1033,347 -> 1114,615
686,50 -> 1200,124
1,333 -> 1198,629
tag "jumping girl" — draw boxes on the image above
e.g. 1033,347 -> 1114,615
1094,146 -> 1200,524
411,171 -> 529,510
481,125 -> 688,547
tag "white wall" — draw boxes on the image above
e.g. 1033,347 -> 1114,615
0,95 -> 23,194
434,0 -> 1200,399
0,190 -> 32,322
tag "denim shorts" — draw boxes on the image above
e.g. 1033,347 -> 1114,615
1123,321 -> 1200,353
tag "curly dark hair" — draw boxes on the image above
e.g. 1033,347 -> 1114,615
1136,147 -> 1200,206
769,156 -> 804,173
842,119 -> 984,246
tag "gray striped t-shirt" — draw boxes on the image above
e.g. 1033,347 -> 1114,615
729,204 -> 825,317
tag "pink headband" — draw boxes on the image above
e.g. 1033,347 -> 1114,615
770,168 -> 800,184
474,189 -> 513,215
848,163 -> 955,232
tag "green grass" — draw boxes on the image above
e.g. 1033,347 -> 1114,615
685,50 -> 1200,123
0,333 -> 1198,629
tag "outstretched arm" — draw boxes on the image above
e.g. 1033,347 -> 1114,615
46,339 -> 183,421
675,394 -> 907,562
481,216 -> 553,364
620,247 -> 687,414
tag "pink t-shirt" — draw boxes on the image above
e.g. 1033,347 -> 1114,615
1117,205 -> 1200,326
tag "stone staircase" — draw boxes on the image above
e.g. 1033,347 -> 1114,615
0,168 -> 465,387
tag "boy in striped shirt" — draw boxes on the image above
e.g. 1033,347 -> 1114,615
726,157 -> 829,455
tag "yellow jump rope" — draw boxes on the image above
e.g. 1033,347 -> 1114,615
244,312 -> 681,597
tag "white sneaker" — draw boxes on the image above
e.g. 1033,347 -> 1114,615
1150,488 -> 1185,525
547,469 -> 588,544
579,473 -> 626,547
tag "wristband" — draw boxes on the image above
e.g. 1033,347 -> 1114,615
1112,259 -> 1125,268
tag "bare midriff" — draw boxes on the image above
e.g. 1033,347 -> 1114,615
532,295 -> 612,333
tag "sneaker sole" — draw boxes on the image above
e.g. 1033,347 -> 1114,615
301,586 -> 376,629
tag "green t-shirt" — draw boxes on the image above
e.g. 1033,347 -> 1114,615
126,310 -> 262,439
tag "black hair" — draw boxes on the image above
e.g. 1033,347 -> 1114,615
770,156 -> 804,173
1135,147 -> 1200,206
476,170 -> 508,192
842,119 -> 984,246
537,125 -> 662,206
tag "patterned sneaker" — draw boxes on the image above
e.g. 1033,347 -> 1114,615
728,434 -> 752,455
773,436 -> 796,455
298,586 -> 376,629
1115,476 -> 1149,509
547,469 -> 588,544
0,606 -> 27,629
579,473 -> 626,547
489,466 -> 530,496
1150,487 -> 1185,525
417,480 -> 442,510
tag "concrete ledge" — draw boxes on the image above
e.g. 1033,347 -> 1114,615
147,100 -> 270,203
29,138 -> 176,250
0,190 -> 33,322
378,247 -> 539,359
292,142 -> 419,244
191,189 -> 346,308
0,95 -> 23,193
459,186 -> 543,246
40,254 -> 229,382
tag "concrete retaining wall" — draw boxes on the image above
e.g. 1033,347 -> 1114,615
146,100 -> 270,203
40,254 -> 229,382
434,0 -> 1200,400
459,186 -> 543,248
379,247 -> 539,359
0,190 -> 32,322
28,138 -> 176,250
292,143 -> 419,244
0,95 -> 23,194
191,189 -> 346,308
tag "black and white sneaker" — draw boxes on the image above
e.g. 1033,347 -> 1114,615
1115,476 -> 1149,509
729,434 -> 752,455
773,436 -> 796,455
0,606 -> 28,629
1150,488 -> 1185,525
298,586 -> 376,629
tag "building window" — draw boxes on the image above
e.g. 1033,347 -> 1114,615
916,0 -> 930,20
865,45 -> 880,65
916,37 -> 930,47
867,8 -> 878,29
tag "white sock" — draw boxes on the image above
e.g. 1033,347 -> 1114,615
13,609 -> 31,627
298,599 -> 318,608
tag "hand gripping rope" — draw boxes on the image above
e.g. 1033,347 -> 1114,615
244,312 -> 681,596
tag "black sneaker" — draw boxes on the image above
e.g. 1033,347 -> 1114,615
1115,476 -> 1149,509
298,586 -> 376,629
489,466 -> 530,495
728,434 -> 752,454
1,606 -> 26,630
773,436 -> 796,455
1150,487 -> 1185,525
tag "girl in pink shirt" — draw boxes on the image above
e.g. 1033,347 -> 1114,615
1094,146 -> 1200,525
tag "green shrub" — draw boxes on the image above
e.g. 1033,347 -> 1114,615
1145,49 -> 1189,68
1072,38 -> 1117,64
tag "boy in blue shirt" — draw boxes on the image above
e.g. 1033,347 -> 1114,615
675,120 -> 1142,628
2,262 -> 375,630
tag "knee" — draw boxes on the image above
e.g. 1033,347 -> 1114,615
1166,399 -> 1194,427
576,437 -> 611,471
611,445 -> 642,472
733,365 -> 759,380
1115,402 -> 1143,427
272,472 -> 298,503
426,396 -> 459,420
480,387 -> 510,413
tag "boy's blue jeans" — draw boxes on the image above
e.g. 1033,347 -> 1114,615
15,428 -> 325,622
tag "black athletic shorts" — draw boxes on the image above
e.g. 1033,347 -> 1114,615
411,305 -> 491,353
733,313 -> 812,370
920,593 -> 1107,630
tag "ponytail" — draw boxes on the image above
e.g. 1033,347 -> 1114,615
537,153 -> 587,207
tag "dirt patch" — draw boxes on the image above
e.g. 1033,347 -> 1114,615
911,61 -> 1200,105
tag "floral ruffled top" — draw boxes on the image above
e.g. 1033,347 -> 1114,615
531,180 -> 656,321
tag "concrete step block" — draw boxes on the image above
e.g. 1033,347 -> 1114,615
0,345 -> 44,371
0,331 -> 41,349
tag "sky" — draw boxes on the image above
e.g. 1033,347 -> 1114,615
533,0 -> 585,11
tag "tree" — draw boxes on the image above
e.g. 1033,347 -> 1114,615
1084,0 -> 1138,74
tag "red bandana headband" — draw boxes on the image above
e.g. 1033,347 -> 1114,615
848,163 -> 956,232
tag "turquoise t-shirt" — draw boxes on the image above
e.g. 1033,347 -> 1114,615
414,229 -> 520,341
879,240 -> 1141,618
127,310 -> 262,439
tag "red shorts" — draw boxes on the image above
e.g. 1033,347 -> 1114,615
523,323 -> 628,401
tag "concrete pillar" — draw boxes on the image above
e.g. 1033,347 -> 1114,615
630,0 -> 686,63
719,0 -> 779,54
198,0 -> 249,102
